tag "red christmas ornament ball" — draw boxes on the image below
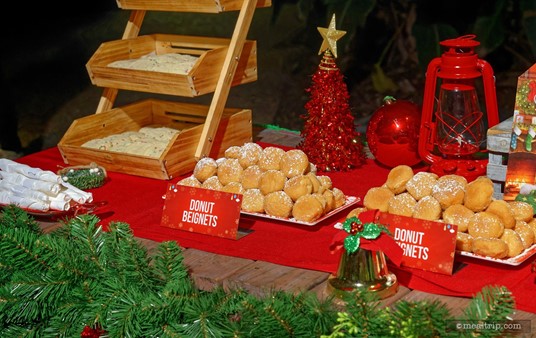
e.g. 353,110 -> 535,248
366,96 -> 422,168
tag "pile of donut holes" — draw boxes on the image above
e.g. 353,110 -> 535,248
177,143 -> 347,223
350,164 -> 536,260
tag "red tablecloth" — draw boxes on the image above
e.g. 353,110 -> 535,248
15,146 -> 536,314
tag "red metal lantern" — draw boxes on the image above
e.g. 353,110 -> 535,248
418,35 -> 500,181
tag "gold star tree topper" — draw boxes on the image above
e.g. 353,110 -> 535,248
317,14 -> 346,58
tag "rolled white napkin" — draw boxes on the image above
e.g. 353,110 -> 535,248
0,161 -> 93,212
0,190 -> 50,212
0,158 -> 61,183
0,180 -> 51,202
0,171 -> 61,195
60,181 -> 93,204
51,191 -> 71,202
48,198 -> 71,211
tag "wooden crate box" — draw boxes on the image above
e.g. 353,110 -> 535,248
486,116 -> 513,199
58,99 -> 252,180
86,34 -> 258,97
116,0 -> 272,12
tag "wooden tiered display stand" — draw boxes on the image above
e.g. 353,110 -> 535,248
58,0 -> 271,179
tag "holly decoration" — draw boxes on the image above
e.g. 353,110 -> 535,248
341,216 -> 388,253
297,14 -> 366,172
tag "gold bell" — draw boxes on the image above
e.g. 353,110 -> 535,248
327,247 -> 398,299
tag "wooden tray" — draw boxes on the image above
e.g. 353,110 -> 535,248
116,0 -> 271,12
86,34 -> 257,97
58,99 -> 252,180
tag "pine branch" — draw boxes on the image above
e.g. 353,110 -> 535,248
0,207 -> 518,337
328,288 -> 390,337
389,300 -> 450,337
0,205 -> 42,234
65,215 -> 107,272
105,221 -> 158,291
153,240 -> 189,284
0,226 -> 49,283
0,206 -> 50,283
460,285 -> 516,338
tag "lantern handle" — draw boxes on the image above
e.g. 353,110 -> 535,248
477,58 -> 500,128
440,34 -> 480,51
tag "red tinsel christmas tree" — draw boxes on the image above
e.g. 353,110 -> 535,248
298,14 -> 366,171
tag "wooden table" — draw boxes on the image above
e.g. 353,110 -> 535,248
33,127 -> 536,336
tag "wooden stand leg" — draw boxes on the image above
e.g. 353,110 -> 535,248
194,0 -> 258,159
95,10 -> 146,114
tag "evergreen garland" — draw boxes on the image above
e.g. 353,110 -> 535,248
0,206 -> 516,337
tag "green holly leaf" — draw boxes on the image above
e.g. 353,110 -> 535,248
344,235 -> 360,253
342,217 -> 359,233
361,222 -> 382,240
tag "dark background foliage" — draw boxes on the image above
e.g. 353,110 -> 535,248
1,0 -> 534,154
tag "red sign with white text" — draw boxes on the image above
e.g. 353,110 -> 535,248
161,184 -> 242,240
375,212 -> 457,275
